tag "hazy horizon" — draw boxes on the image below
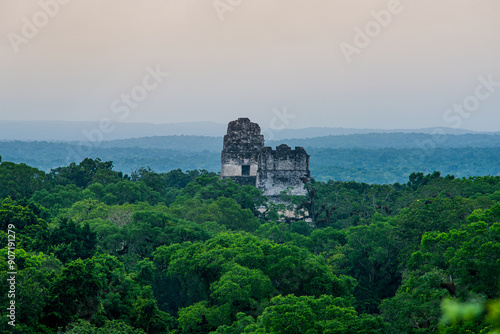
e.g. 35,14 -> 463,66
1,0 -> 499,131
0,119 -> 499,132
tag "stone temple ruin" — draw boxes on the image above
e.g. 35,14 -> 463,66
221,118 -> 310,197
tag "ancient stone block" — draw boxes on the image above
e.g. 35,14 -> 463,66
221,118 -> 264,181
257,144 -> 310,196
221,118 -> 310,197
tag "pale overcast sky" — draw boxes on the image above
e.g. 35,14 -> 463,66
1,0 -> 499,131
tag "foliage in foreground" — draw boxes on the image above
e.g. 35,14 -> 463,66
0,158 -> 499,333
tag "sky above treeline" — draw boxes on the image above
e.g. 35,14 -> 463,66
1,0 -> 499,131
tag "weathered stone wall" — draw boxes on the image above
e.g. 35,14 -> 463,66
221,118 -> 264,183
256,144 -> 310,196
222,118 -> 264,153
221,152 -> 260,177
221,118 -> 310,196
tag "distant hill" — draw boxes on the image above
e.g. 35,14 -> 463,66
101,136 -> 222,152
308,147 -> 500,183
0,120 -> 495,141
2,125 -> 500,184
269,133 -> 500,149
85,132 -> 500,152
268,126 -> 489,140
0,121 -> 226,141
0,141 -> 219,174
1,138 -> 500,184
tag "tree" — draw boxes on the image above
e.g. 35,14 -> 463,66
131,286 -> 176,334
170,197 -> 260,232
343,221 -> 400,313
63,319 -> 146,334
32,184 -> 84,209
394,197 -> 478,264
43,258 -> 104,329
380,269 -> 451,334
210,264 -> 273,315
178,301 -> 221,333
0,250 -> 62,333
50,158 -> 122,188
41,218 -> 97,263
0,199 -> 49,250
415,220 -> 500,299
154,232 -> 355,319
254,294 -> 388,334
0,161 -> 47,199
0,199 -> 46,231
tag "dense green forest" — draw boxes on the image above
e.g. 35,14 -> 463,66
1,135 -> 500,184
1,156 -> 500,333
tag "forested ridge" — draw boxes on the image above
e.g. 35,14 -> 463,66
1,156 -> 500,333
1,136 -> 500,184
